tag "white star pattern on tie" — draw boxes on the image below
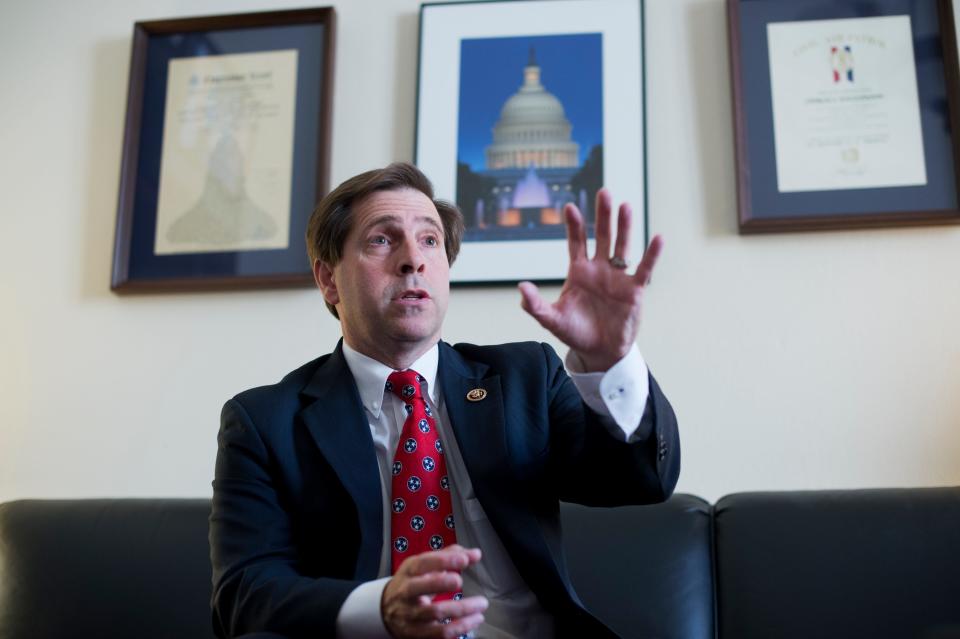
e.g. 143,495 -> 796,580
387,369 -> 460,603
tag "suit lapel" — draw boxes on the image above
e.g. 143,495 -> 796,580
299,342 -> 382,580
438,343 -> 541,536
437,342 -> 510,499
438,342 -> 575,611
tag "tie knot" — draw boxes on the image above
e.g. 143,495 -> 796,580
386,370 -> 424,401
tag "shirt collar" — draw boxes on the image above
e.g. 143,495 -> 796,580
341,341 -> 440,419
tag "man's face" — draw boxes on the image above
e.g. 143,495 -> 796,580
318,187 -> 451,363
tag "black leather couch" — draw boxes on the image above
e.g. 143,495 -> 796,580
1,487 -> 958,639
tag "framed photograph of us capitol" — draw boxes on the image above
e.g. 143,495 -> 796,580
415,0 -> 647,284
729,0 -> 960,233
111,8 -> 335,292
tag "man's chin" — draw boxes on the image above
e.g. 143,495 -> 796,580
386,318 -> 442,345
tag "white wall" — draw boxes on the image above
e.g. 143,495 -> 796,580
2,0 -> 958,503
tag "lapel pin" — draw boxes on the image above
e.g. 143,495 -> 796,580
466,388 -> 487,402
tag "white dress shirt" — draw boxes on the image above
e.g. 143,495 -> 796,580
335,342 -> 650,638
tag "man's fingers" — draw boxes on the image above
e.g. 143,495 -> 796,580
440,611 -> 486,638
408,594 -> 489,623
612,203 -> 632,261
633,234 -> 664,286
563,203 -> 587,263
388,605 -> 484,639
518,282 -> 559,333
432,595 -> 489,620
593,188 -> 612,261
398,571 -> 463,600
383,547 -> 485,639
399,545 -> 479,577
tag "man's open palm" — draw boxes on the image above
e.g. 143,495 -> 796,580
519,188 -> 663,372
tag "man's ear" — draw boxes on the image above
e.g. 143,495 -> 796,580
313,259 -> 340,307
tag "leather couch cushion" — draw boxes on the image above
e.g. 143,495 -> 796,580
715,487 -> 960,639
561,493 -> 715,639
0,499 -> 214,639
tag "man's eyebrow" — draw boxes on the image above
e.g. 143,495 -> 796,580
360,214 -> 402,232
417,216 -> 444,234
360,214 -> 444,234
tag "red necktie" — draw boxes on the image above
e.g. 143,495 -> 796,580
387,369 -> 460,601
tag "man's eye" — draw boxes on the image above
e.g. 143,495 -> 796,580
369,235 -> 388,245
424,236 -> 439,247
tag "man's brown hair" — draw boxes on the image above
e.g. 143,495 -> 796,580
305,162 -> 465,318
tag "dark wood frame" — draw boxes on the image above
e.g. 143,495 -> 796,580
728,0 -> 960,234
111,7 -> 336,292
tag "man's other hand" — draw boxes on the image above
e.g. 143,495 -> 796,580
381,545 -> 487,638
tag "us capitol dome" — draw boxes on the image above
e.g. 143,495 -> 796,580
456,46 -> 602,240
485,49 -> 580,170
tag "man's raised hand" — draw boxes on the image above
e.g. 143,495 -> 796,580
519,188 -> 663,372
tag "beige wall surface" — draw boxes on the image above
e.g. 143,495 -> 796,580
1,0 -> 958,503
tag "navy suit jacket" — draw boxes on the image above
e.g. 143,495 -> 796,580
210,340 -> 680,638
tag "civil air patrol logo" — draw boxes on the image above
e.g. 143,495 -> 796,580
445,514 -> 455,530
426,495 -> 440,511
403,438 -> 417,453
402,384 -> 415,398
394,536 -> 408,552
440,475 -> 450,490
392,498 -> 405,513
418,418 -> 430,433
422,456 -> 436,472
392,461 -> 402,476
435,440 -> 443,454
429,535 -> 444,550
411,515 -> 426,531
407,476 -> 422,492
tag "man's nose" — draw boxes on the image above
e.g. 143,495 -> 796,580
397,239 -> 426,275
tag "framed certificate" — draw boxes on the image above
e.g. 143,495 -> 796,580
415,0 -> 647,284
728,0 -> 960,233
111,8 -> 336,291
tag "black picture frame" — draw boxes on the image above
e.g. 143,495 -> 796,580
728,0 -> 960,233
111,7 -> 336,292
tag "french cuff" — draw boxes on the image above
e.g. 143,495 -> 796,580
565,344 -> 650,442
335,577 -> 391,639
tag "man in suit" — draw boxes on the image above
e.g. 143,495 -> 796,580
210,162 -> 679,639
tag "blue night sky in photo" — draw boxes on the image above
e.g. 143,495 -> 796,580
457,33 -> 603,171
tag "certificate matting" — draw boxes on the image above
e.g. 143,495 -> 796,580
727,0 -> 960,233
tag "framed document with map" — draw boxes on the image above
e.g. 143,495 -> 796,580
111,8 -> 335,291
728,0 -> 960,233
